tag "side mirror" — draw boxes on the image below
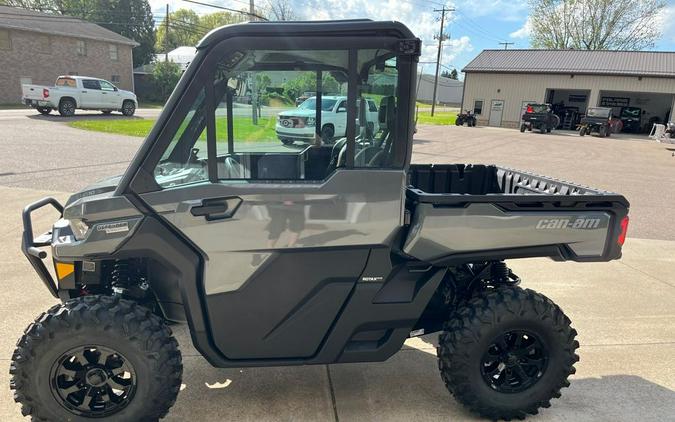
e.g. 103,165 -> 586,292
114,87 -> 118,91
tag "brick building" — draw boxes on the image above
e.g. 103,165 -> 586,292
0,6 -> 137,104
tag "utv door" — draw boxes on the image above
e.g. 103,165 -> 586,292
132,35 -> 414,362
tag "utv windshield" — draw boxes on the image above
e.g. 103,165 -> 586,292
152,43 -> 408,189
587,108 -> 611,118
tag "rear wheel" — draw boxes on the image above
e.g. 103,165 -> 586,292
437,287 -> 578,420
579,127 -> 585,136
456,118 -> 463,126
121,101 -> 136,117
10,295 -> 182,421
36,106 -> 52,115
598,126 -> 607,138
58,98 -> 76,117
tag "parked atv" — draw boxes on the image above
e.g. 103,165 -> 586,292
520,103 -> 561,133
14,21 -> 630,422
579,107 -> 613,137
455,110 -> 477,126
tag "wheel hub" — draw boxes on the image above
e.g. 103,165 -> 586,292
49,345 -> 136,417
480,330 -> 549,393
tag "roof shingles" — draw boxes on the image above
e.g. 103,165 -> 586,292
0,5 -> 138,46
463,49 -> 675,78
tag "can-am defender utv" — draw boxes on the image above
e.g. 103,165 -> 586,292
13,21 -> 630,421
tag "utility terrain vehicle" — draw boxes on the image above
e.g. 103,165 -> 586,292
579,107 -> 614,137
14,21 -> 630,421
520,103 -> 560,133
455,110 -> 477,126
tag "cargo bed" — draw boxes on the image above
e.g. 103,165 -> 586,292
403,164 -> 629,264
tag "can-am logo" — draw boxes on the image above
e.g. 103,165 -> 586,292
535,218 -> 601,230
96,221 -> 129,234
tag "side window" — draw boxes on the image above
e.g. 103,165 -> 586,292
474,100 -> 483,115
0,29 -> 11,50
82,80 -> 100,90
213,49 -> 349,182
76,40 -> 87,56
99,80 -> 115,91
153,89 -> 208,188
355,52 -> 399,168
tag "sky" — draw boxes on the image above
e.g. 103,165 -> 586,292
148,0 -> 675,80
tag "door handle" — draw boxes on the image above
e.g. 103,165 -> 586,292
82,91 -> 87,93
190,197 -> 242,221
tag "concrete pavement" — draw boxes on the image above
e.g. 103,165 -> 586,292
0,112 -> 674,421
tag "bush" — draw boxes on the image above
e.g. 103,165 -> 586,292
142,61 -> 182,103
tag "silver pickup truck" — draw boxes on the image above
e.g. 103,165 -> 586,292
22,75 -> 137,116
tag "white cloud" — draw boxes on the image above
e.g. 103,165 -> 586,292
657,5 -> 675,43
510,18 -> 531,39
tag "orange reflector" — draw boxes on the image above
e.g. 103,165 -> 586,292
55,262 -> 75,280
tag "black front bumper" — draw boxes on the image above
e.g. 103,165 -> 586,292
21,197 -> 63,298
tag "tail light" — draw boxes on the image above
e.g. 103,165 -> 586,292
526,105 -> 533,113
617,216 -> 629,246
43,88 -> 50,98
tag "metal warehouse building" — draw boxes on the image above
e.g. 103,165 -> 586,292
461,49 -> 675,131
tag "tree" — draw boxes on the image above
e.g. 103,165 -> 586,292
281,72 -> 339,102
441,69 -> 459,79
266,0 -> 296,21
150,60 -> 182,101
527,0 -> 666,50
155,9 -> 245,53
156,9 -> 202,53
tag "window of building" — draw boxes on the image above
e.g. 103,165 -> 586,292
0,29 -> 10,50
76,40 -> 87,56
111,75 -> 120,84
36,35 -> 50,54
473,100 -> 484,115
152,47 -> 403,188
109,44 -> 118,61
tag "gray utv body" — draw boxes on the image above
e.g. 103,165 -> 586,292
22,21 -> 629,370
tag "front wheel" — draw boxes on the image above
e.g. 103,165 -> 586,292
520,124 -> 526,133
437,287 -> 578,420
10,295 -> 182,421
122,101 -> 136,116
36,106 -> 52,115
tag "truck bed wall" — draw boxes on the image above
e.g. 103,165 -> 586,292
404,164 -> 629,264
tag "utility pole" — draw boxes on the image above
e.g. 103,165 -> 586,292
249,0 -> 259,124
431,7 -> 454,117
164,4 -> 169,62
499,42 -> 514,50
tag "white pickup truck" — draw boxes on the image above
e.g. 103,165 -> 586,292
276,96 -> 380,145
22,76 -> 137,117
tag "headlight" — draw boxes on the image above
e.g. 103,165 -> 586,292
70,219 -> 90,241
306,117 -> 316,126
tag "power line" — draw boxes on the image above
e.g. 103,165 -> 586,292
181,0 -> 268,21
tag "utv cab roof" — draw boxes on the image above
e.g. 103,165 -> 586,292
197,19 -> 417,49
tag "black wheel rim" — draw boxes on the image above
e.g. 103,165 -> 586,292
50,345 -> 137,417
480,330 -> 548,393
124,103 -> 134,114
64,103 -> 74,114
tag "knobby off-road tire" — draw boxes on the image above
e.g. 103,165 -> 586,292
10,295 -> 183,421
437,287 -> 579,420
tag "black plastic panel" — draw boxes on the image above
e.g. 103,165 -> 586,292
205,249 -> 369,359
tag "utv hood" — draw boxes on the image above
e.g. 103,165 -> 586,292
66,175 -> 122,206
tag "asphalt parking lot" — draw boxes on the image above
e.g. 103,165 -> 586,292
0,109 -> 674,421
